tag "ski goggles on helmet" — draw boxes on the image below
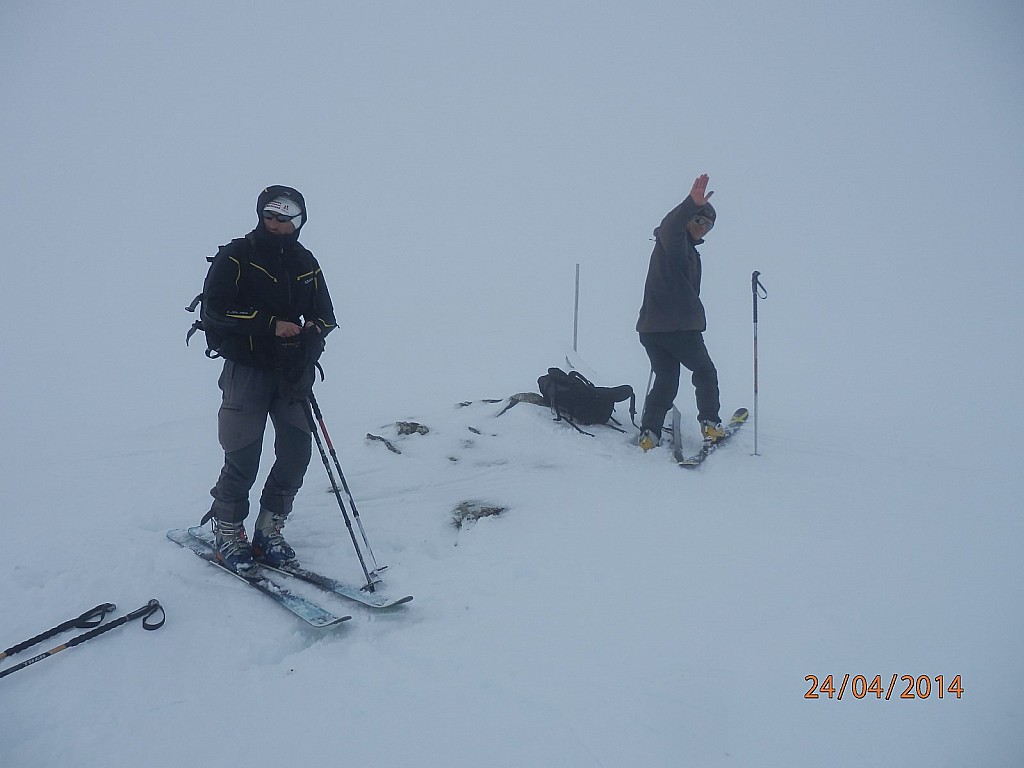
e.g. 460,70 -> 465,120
692,214 -> 714,230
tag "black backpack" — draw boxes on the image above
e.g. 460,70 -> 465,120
185,234 -> 256,358
537,367 -> 636,435
184,283 -> 220,358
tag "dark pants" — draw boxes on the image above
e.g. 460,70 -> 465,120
208,361 -> 313,525
639,330 -> 721,436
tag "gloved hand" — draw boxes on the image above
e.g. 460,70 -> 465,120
275,329 -> 324,402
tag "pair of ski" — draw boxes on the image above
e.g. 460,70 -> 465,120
167,527 -> 412,628
671,407 -> 749,467
566,354 -> 749,467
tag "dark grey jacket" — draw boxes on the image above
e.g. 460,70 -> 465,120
636,197 -> 707,333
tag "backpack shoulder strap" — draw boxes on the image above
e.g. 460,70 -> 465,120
568,370 -> 595,388
606,384 -> 637,429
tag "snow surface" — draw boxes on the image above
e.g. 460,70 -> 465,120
2,2 -> 1023,766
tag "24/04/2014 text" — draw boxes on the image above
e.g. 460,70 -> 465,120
804,674 -> 963,701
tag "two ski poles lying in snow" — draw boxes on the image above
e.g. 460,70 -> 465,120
306,391 -> 384,593
0,599 -> 165,680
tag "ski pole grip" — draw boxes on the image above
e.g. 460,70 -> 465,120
65,600 -> 165,648
752,271 -> 760,323
2,602 -> 117,658
751,271 -> 767,322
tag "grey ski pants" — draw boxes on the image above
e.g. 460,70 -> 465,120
639,330 -> 721,436
207,360 -> 313,525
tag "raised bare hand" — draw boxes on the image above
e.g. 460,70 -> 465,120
689,173 -> 714,206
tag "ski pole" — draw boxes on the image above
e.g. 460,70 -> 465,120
751,271 -> 767,455
0,600 -> 164,680
1,602 -> 116,662
308,391 -> 383,574
639,367 -> 654,434
573,262 -> 580,353
304,400 -> 379,592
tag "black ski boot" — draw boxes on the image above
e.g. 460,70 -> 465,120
251,510 -> 298,567
214,519 -> 259,578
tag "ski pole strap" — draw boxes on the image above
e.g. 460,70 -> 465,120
1,602 -> 117,661
751,271 -> 767,322
65,600 -> 165,649
752,271 -> 767,300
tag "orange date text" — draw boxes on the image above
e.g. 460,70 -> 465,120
804,674 -> 963,701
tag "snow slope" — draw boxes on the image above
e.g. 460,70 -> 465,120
2,343 -> 1022,766
2,2 -> 1023,766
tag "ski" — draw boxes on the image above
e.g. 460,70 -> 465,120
674,407 -> 749,467
262,563 -> 414,609
185,527 -> 413,609
166,529 -> 351,628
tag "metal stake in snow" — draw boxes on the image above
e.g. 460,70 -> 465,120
751,271 -> 768,455
573,263 -> 580,353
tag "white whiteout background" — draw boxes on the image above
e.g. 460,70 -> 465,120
2,2 -> 1022,765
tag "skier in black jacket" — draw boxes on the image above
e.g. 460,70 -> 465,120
636,173 -> 722,452
201,185 -> 337,576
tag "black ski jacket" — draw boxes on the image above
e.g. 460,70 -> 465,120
201,227 -> 337,370
636,196 -> 707,333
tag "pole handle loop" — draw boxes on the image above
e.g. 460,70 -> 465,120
65,600 -> 165,648
77,602 -> 118,629
752,270 -> 767,300
2,602 -> 117,659
139,599 -> 167,631
752,271 -> 767,324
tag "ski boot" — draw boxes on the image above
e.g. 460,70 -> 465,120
214,519 -> 259,578
700,420 -> 726,445
638,430 -> 660,452
251,510 -> 298,568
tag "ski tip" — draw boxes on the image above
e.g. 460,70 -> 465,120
166,528 -> 190,544
359,594 -> 414,609
674,449 -> 703,467
731,407 -> 750,422
297,612 -> 354,628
